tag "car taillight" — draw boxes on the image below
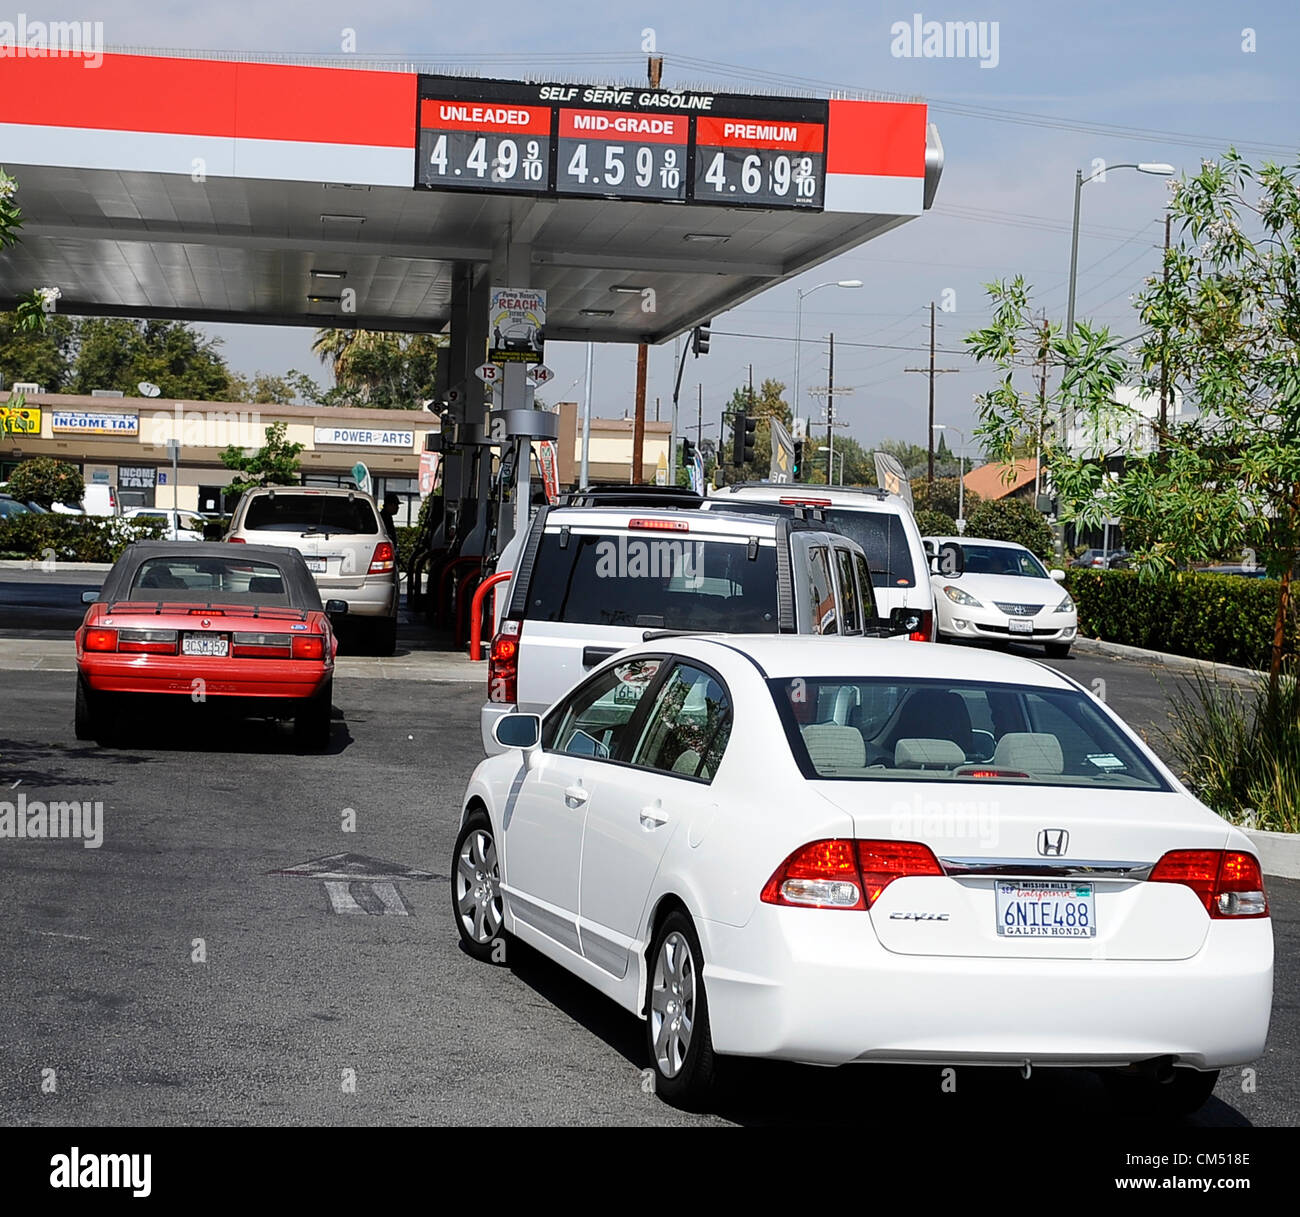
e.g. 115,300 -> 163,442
909,609 -> 934,642
228,537 -> 246,543
760,838 -> 943,910
292,635 -> 325,660
628,518 -> 688,532
117,628 -> 178,655
488,620 -> 521,706
231,632 -> 293,658
1149,849 -> 1269,918
84,628 -> 118,652
368,541 -> 395,574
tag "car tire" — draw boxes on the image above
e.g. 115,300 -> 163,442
645,910 -> 719,1109
370,616 -> 397,657
451,810 -> 506,962
1045,642 -> 1072,658
1101,1067 -> 1220,1120
74,675 -> 99,741
294,679 -> 332,752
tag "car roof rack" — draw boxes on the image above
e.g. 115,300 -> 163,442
714,481 -> 895,500
561,484 -> 704,509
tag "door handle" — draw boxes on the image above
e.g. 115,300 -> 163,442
639,806 -> 669,829
564,785 -> 589,807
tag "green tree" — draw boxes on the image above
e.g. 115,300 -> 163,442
68,318 -> 236,400
311,328 -> 443,409
802,433 -> 875,486
912,476 -> 978,519
220,420 -> 304,496
914,508 -> 957,537
227,370 -> 323,405
7,456 -> 84,507
964,498 -> 1056,562
0,311 -> 74,391
966,150 -> 1300,680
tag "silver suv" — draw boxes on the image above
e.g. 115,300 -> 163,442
480,505 -> 923,753
226,486 -> 399,654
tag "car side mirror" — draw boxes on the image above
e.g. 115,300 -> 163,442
81,590 -> 99,604
1049,569 -> 1065,583
494,712 -> 542,766
325,599 -> 349,616
929,541 -> 964,577
887,607 -> 925,636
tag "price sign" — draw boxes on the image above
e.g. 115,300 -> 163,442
693,116 -> 826,209
417,98 -> 552,193
556,109 -> 688,201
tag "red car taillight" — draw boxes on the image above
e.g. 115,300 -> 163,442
488,620 -> 521,706
117,629 -> 178,655
909,609 -> 934,642
292,635 -> 326,660
369,541 -> 396,574
231,632 -> 292,658
228,537 -> 246,543
1149,849 -> 1269,918
84,628 -> 118,652
760,839 -> 943,910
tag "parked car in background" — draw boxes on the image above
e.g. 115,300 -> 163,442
1203,564 -> 1269,579
1071,548 -> 1129,570
701,484 -> 937,642
75,541 -> 344,749
925,535 -> 1077,657
0,493 -> 43,518
458,634 -> 1272,1112
224,486 -> 399,655
481,504 -> 924,754
124,507 -> 207,541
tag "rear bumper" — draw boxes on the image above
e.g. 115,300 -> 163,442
938,604 -> 1077,644
79,655 -> 330,701
699,905 -> 1272,1069
314,576 -> 398,619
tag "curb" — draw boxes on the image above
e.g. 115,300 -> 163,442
1072,635 -> 1258,683
1243,829 -> 1300,881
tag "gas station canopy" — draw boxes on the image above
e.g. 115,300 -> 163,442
0,52 -> 942,343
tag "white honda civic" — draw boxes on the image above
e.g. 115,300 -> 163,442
451,635 -> 1272,1112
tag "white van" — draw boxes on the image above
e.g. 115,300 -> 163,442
701,484 -> 937,641
78,484 -> 119,517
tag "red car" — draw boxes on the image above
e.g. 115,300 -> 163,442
75,541 -> 344,750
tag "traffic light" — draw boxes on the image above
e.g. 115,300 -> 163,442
681,436 -> 696,466
792,440 -> 805,480
691,322 -> 712,356
732,412 -> 756,466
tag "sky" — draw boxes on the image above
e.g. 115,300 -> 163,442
41,0 -> 1300,459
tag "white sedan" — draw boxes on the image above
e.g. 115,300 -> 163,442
452,635 -> 1272,1112
123,507 -> 206,541
925,535 -> 1077,656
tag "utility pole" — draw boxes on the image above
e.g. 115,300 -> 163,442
632,341 -> 647,483
1035,312 -> 1048,497
697,383 -> 703,452
826,332 -> 835,484
1158,211 -> 1171,449
905,301 -> 958,488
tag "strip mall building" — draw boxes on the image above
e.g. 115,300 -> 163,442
0,392 -> 670,520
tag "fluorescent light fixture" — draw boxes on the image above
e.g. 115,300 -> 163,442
311,269 -> 347,279
609,285 -> 648,294
320,214 -> 365,224
683,233 -> 729,243
580,308 -> 614,317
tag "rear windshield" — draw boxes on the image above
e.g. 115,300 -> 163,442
127,556 -> 296,605
242,494 -> 378,535
707,501 -> 915,587
524,531 -> 779,631
770,677 -> 1167,790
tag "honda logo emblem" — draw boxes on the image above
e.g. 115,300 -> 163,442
1038,829 -> 1069,856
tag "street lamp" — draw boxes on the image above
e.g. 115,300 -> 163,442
817,445 -> 844,486
794,279 -> 862,428
1066,162 -> 1174,338
932,423 -> 966,533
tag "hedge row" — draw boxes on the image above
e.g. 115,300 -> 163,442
0,513 -> 166,563
1064,568 -> 1298,669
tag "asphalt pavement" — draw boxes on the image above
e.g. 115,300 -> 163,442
0,655 -> 1295,1127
